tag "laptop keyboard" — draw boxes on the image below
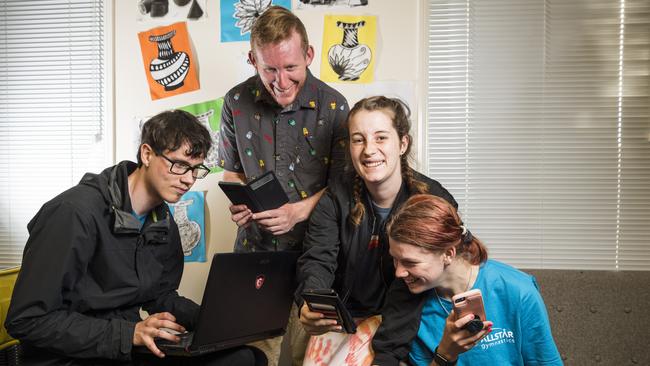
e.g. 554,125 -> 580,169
156,331 -> 194,350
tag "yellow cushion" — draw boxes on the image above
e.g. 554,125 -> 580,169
0,267 -> 20,347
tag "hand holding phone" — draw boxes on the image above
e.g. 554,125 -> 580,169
435,289 -> 492,362
301,289 -> 357,334
452,289 -> 487,334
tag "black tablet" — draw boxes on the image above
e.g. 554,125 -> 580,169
301,289 -> 357,334
218,171 -> 289,213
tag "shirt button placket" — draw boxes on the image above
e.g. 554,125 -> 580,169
273,115 -> 280,169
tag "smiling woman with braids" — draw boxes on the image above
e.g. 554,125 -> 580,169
295,96 -> 457,365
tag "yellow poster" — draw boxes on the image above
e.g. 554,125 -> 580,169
321,15 -> 377,84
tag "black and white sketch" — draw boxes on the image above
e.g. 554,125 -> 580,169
137,0 -> 206,21
328,21 -> 372,81
170,198 -> 202,256
297,0 -> 368,8
233,0 -> 273,35
148,30 -> 190,91
194,109 -> 220,171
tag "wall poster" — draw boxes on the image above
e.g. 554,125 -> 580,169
321,15 -> 377,83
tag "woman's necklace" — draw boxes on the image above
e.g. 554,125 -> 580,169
433,264 -> 474,316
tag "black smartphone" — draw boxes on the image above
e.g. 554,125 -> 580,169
301,289 -> 357,334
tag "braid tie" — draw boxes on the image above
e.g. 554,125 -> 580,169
460,224 -> 474,245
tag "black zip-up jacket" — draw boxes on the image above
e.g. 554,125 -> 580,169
372,279 -> 431,365
5,161 -> 199,365
295,171 -> 456,354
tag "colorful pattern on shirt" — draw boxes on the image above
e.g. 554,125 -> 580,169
219,70 -> 349,251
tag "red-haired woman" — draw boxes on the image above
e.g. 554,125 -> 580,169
377,194 -> 561,366
296,96 -> 457,365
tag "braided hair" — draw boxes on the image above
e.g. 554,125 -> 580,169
348,96 -> 429,226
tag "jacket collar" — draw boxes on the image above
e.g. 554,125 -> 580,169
81,161 -> 170,235
361,177 -> 410,222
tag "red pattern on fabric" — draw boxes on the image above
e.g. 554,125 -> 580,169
304,315 -> 381,366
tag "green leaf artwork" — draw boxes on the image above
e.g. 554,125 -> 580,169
179,98 -> 224,173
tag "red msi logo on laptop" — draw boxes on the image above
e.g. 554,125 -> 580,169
255,275 -> 265,289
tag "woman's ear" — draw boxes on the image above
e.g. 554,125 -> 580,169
400,135 -> 409,156
443,246 -> 457,265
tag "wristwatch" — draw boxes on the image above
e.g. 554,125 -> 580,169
433,346 -> 457,366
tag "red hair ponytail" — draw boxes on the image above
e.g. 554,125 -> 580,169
387,194 -> 488,265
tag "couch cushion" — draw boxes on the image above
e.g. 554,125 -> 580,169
525,270 -> 649,366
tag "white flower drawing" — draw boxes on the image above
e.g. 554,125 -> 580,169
234,0 -> 272,35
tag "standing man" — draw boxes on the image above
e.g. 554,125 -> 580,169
218,6 -> 349,365
6,110 -> 265,365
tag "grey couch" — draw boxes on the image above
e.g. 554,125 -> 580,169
525,270 -> 650,366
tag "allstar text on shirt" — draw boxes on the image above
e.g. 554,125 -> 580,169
479,327 -> 515,350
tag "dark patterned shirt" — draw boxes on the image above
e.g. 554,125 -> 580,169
219,70 -> 349,252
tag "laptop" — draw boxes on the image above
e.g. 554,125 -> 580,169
151,251 -> 299,357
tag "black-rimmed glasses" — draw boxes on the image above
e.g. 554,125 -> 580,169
157,153 -> 210,179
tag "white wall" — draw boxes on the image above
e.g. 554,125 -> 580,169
113,0 -> 423,302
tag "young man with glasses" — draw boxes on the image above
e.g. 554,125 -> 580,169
6,110 -> 265,365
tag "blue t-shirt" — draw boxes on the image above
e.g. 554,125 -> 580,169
410,260 -> 562,366
132,211 -> 148,229
371,201 -> 391,222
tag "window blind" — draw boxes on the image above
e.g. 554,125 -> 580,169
425,0 -> 650,270
0,0 -> 108,268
